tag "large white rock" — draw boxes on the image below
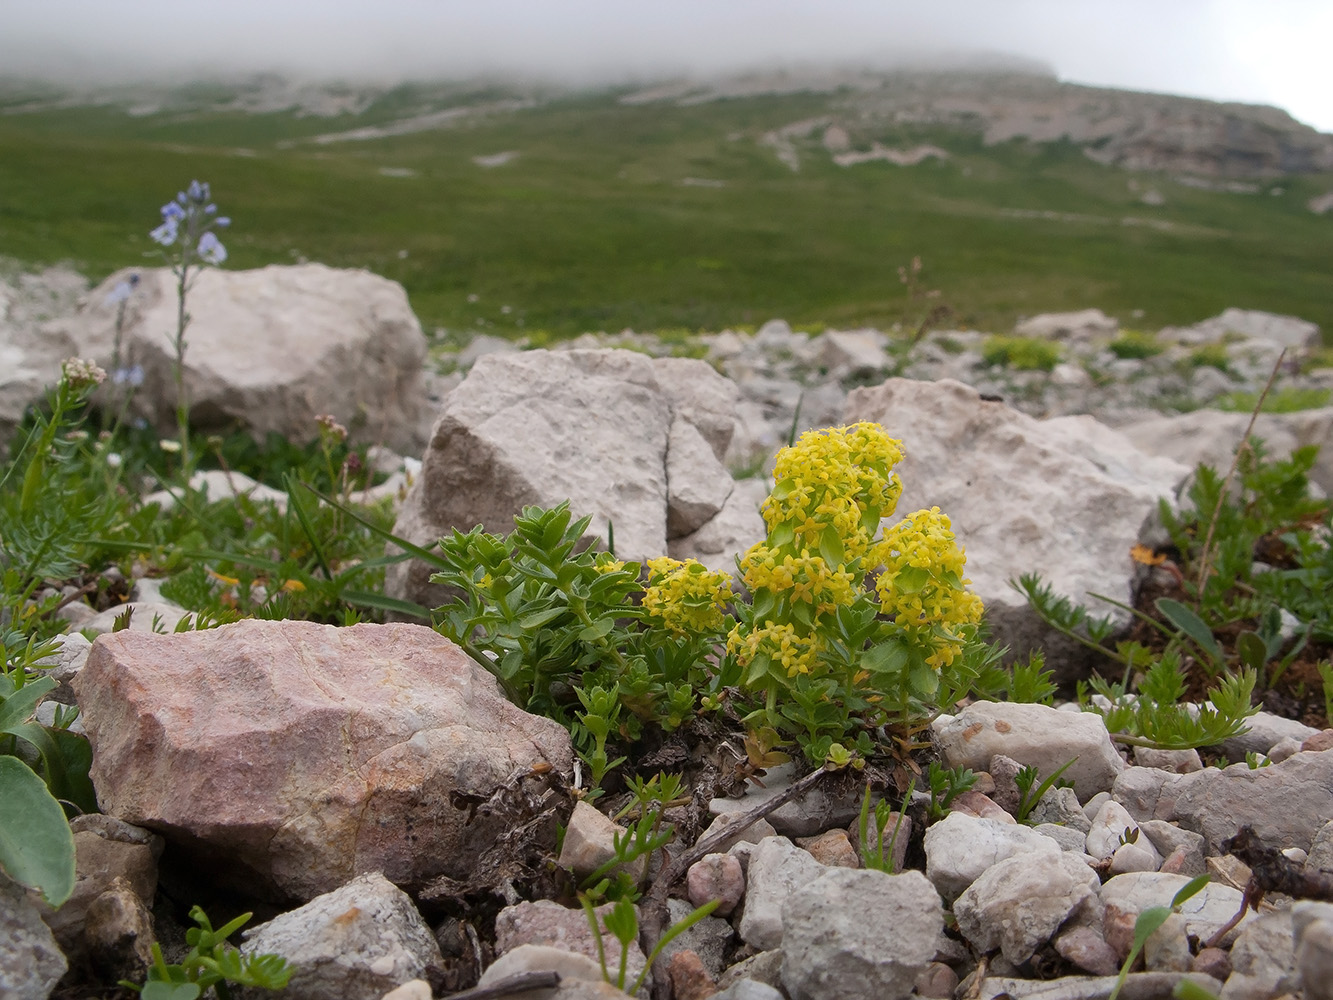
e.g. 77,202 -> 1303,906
923,810 -> 1062,902
386,349 -> 745,611
1160,309 -> 1321,352
1014,309 -> 1118,341
954,852 -> 1100,966
932,701 -> 1126,801
843,378 -> 1189,678
1120,407 -> 1333,498
0,266 -> 86,450
780,868 -> 943,1000
43,264 -> 428,453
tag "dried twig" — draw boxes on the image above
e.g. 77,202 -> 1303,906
445,971 -> 560,999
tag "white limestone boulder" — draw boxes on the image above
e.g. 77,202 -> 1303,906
1120,406 -> 1333,497
44,264 -> 428,453
843,378 -> 1189,680
1014,309 -> 1118,341
386,349 -> 746,611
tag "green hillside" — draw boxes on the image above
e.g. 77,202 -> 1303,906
2,80 -> 1330,339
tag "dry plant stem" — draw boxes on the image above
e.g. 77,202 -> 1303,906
1194,348 -> 1285,597
447,971 -> 560,999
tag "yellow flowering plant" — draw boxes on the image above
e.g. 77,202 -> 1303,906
717,423 -> 998,764
430,423 -> 1003,779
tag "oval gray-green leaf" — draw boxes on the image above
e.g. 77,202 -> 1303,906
0,755 -> 75,907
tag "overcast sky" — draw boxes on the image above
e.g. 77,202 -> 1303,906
4,0 -> 1331,132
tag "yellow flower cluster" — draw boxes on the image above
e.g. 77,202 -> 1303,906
764,423 -> 905,561
642,557 -> 734,634
739,544 -> 856,616
872,506 -> 984,667
726,620 -> 819,677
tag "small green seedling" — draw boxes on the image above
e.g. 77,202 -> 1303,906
926,762 -> 976,821
1013,757 -> 1077,824
581,895 -> 720,995
120,906 -> 291,1000
858,777 -> 914,872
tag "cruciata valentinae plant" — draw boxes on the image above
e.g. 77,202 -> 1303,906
149,179 -> 231,468
719,422 -> 995,763
432,422 -> 999,774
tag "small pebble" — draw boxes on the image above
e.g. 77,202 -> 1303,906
1054,925 -> 1121,976
687,854 -> 745,916
1192,946 -> 1233,982
914,961 -> 959,998
794,829 -> 857,868
669,949 -> 718,1000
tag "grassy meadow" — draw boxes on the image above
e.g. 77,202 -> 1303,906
2,79 -> 1331,340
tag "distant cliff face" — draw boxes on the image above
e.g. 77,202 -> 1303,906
624,69 -> 1333,180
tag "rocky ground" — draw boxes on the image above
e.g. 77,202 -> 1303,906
5,263 -> 1333,1000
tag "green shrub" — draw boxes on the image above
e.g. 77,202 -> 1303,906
981,336 -> 1061,372
1107,329 -> 1164,360
1214,387 -> 1332,413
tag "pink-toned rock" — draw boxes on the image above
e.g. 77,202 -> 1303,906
1192,946 -> 1232,981
1054,925 -> 1121,977
1103,903 -> 1139,963
1303,730 -> 1333,753
686,854 -> 745,917
914,961 -> 959,998
951,790 -> 1017,823
73,620 -> 573,902
494,899 -> 647,988
667,950 -> 717,1000
795,829 -> 859,868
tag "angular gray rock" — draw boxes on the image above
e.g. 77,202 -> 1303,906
843,378 -> 1188,680
1014,309 -> 1118,341
0,264 -> 86,449
1220,909 -> 1298,1000
954,852 -> 1100,966
494,899 -> 647,991
0,872 -> 67,1000
45,264 -> 428,453
669,476 -> 767,573
923,811 -> 1062,902
1171,751 -> 1333,854
708,761 -> 863,837
34,814 -> 162,983
1160,308 -> 1322,352
736,837 -> 828,950
932,701 -> 1126,800
74,620 -> 573,901
1100,872 -> 1250,945
386,348 -> 746,610
780,868 -> 943,1000
1122,407 -> 1333,497
477,944 -> 632,998
241,872 -> 444,1000
666,419 -> 735,536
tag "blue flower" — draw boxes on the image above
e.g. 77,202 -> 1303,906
113,365 -> 145,387
215,217 -> 231,228
150,218 -> 179,246
105,280 -> 134,305
197,231 -> 227,265
161,201 -> 186,221
187,180 -> 208,202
